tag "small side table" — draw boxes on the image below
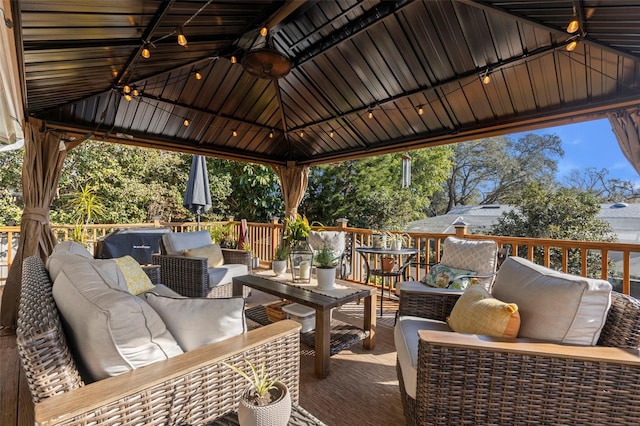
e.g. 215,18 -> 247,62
356,246 -> 418,316
208,403 -> 326,425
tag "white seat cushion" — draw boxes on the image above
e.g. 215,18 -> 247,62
394,316 -> 451,399
207,264 -> 249,287
492,257 -> 612,345
162,231 -> 212,255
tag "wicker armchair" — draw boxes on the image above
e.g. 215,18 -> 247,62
152,238 -> 252,298
17,255 -> 301,425
396,286 -> 640,425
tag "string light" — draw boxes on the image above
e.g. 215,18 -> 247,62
194,70 -> 202,80
269,129 -> 274,138
124,94 -> 132,101
566,40 -> 578,51
299,131 -> 304,137
232,130 -> 238,137
132,88 -> 139,96
177,27 -> 187,46
329,130 -> 334,138
481,70 -> 491,85
183,119 -> 190,126
417,106 -> 424,115
368,109 -> 373,119
260,27 -> 268,37
231,55 -> 237,64
141,45 -> 150,59
123,85 -> 131,94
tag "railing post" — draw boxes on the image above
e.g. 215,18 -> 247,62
336,218 -> 348,230
453,220 -> 468,238
270,217 -> 281,259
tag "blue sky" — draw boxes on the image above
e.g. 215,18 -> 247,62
512,118 -> 639,184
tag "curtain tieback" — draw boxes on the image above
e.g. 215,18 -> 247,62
22,208 -> 50,224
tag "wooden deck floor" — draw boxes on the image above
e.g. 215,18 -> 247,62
0,285 -> 403,425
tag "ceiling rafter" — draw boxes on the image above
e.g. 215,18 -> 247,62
288,40 -> 573,133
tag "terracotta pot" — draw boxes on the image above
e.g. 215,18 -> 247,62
382,257 -> 395,272
238,382 -> 291,426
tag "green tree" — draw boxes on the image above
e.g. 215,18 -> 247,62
490,183 -> 616,277
0,148 -> 24,225
435,134 -> 564,214
301,146 -> 454,228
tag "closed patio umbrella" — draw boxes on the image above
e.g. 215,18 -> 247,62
183,155 -> 212,230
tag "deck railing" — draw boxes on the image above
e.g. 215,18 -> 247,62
1,220 -> 639,297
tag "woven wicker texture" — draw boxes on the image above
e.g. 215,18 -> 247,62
153,248 -> 251,298
17,255 -> 301,425
397,285 -> 640,425
16,256 -> 84,403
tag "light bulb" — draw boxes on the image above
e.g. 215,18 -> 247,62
418,106 -> 424,115
183,119 -> 190,126
260,27 -> 268,37
177,27 -> 187,46
231,55 -> 237,64
124,94 -> 132,101
123,85 -> 131,94
300,131 -> 304,137
368,110 -> 373,119
269,130 -> 274,139
567,19 -> 579,34
195,71 -> 202,80
566,40 -> 578,51
482,74 -> 491,85
232,130 -> 238,137
141,47 -> 150,58
132,88 -> 139,96
329,131 -> 334,138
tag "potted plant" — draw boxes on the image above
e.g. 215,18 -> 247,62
314,245 -> 339,290
224,359 -> 291,426
386,232 -> 410,250
371,230 -> 387,249
241,241 -> 260,269
283,215 -> 313,282
272,243 -> 289,277
209,221 -> 238,248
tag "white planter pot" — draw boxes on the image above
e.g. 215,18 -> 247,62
391,240 -> 403,250
316,267 -> 336,290
272,260 -> 287,277
238,382 -> 291,426
372,233 -> 387,249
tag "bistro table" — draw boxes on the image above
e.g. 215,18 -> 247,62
355,246 -> 418,316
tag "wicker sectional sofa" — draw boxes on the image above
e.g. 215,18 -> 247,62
16,245 -> 301,425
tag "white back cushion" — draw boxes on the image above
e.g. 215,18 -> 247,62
162,230 -> 212,255
440,237 -> 498,288
492,257 -> 612,345
52,261 -> 183,381
145,293 -> 246,351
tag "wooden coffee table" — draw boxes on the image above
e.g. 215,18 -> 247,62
232,274 -> 376,379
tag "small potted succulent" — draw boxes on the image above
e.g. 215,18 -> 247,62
224,359 -> 291,426
272,243 -> 289,277
314,245 -> 339,290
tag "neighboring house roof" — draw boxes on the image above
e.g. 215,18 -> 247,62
407,203 -> 640,244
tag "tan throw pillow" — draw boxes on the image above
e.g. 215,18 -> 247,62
114,255 -> 155,295
447,284 -> 520,338
182,243 -> 224,267
144,293 -> 246,351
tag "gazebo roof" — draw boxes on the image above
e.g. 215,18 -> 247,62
8,0 -> 640,166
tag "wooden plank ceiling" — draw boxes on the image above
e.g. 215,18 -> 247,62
12,0 -> 640,166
